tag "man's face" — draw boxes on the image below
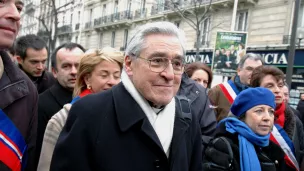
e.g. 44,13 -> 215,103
282,86 -> 289,103
301,94 -> 304,100
237,58 -> 263,85
226,50 -> 231,56
125,34 -> 183,107
0,1 -> 23,49
17,47 -> 48,77
52,47 -> 84,91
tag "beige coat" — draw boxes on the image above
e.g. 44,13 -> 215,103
208,77 -> 236,122
37,104 -> 72,171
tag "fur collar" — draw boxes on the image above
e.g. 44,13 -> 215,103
283,103 -> 296,139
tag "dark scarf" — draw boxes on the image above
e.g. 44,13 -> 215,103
234,75 -> 249,92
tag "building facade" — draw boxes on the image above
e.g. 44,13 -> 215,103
19,0 -> 41,36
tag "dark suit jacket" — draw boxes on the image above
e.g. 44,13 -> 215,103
0,51 -> 38,171
50,83 -> 202,171
36,82 -> 72,165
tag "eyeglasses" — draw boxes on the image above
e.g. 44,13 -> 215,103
137,56 -> 184,75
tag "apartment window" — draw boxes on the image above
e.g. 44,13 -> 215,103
235,11 -> 248,32
70,13 -> 73,24
63,16 -> 65,25
102,4 -> 107,17
174,21 -> 181,28
140,0 -> 146,9
99,33 -> 103,48
111,31 -> 116,47
78,11 -> 81,21
124,29 -> 129,48
201,17 -> 210,46
114,0 -> 118,14
89,9 -> 93,22
75,36 -> 78,43
127,0 -> 132,11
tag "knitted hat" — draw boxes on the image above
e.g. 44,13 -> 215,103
231,87 -> 276,117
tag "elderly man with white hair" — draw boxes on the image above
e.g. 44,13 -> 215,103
50,21 -> 202,171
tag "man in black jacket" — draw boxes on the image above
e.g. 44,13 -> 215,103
0,1 -> 38,171
36,42 -> 85,165
15,34 -> 56,94
50,21 -> 202,171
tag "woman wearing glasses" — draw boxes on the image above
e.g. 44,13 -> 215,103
37,47 -> 124,171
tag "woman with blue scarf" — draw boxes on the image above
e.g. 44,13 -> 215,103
203,87 -> 293,171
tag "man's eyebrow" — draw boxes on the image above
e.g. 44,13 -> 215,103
16,1 -> 24,6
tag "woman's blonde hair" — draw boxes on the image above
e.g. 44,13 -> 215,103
73,47 -> 124,97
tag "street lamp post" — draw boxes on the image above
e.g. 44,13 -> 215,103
286,0 -> 301,88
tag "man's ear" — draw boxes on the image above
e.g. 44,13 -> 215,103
236,67 -> 241,76
124,55 -> 134,76
52,67 -> 57,78
16,56 -> 23,64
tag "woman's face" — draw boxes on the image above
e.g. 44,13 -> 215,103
259,75 -> 284,105
244,105 -> 275,136
191,69 -> 209,88
85,60 -> 121,93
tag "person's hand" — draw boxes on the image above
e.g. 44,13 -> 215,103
225,62 -> 231,68
202,137 -> 234,171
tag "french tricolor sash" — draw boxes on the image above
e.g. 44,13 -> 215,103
0,109 -> 27,171
218,80 -> 240,104
270,124 -> 299,171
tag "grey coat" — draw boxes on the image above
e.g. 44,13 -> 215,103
177,73 -> 217,150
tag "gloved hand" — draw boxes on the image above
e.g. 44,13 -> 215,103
202,137 -> 234,171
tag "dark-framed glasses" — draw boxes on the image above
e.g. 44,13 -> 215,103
137,56 -> 184,75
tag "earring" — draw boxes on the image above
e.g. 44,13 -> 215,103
87,85 -> 91,90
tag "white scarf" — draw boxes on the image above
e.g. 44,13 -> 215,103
121,70 -> 175,157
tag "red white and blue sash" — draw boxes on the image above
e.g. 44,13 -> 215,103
0,109 -> 27,171
218,80 -> 240,104
270,124 -> 299,171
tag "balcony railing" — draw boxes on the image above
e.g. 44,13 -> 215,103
120,10 -> 133,20
283,35 -> 291,44
75,23 -> 80,30
151,3 -> 165,15
134,8 -> 147,19
58,25 -> 72,34
85,22 -> 92,29
94,11 -> 133,27
37,29 -> 49,37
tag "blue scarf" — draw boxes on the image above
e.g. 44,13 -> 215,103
234,75 -> 249,92
219,118 -> 270,171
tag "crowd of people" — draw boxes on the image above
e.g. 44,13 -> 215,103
1,1 -> 304,171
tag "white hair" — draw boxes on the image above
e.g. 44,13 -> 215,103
125,21 -> 186,58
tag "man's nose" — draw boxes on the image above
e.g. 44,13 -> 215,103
160,63 -> 174,81
7,3 -> 21,22
70,66 -> 77,74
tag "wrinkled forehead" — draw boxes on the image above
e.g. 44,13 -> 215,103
57,48 -> 84,63
243,58 -> 263,68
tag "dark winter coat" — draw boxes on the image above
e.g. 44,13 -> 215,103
50,83 -> 203,171
36,82 -> 73,165
177,73 -> 217,150
203,123 -> 295,171
284,105 -> 304,168
19,65 -> 56,94
0,51 -> 38,171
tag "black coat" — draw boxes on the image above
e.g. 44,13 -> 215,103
0,51 -> 38,171
19,65 -> 56,94
36,82 -> 73,165
203,123 -> 295,171
50,83 -> 203,171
